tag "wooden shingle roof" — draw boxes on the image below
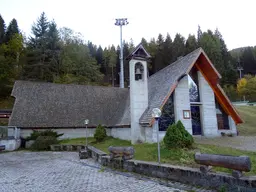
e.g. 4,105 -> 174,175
9,81 -> 130,128
140,48 -> 202,125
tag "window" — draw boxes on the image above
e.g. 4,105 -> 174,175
159,93 -> 175,131
188,67 -> 200,102
215,98 -> 230,130
183,110 -> 191,119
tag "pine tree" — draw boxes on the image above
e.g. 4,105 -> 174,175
163,33 -> 173,66
153,34 -> 165,72
197,25 -> 203,43
185,34 -> 198,54
123,42 -> 130,86
47,21 -> 61,76
172,33 -> 185,60
0,15 -> 5,45
214,28 -> 238,85
5,18 -> 19,43
128,38 -> 135,52
96,46 -> 104,73
88,41 -> 97,58
141,37 -> 148,47
23,12 -> 52,81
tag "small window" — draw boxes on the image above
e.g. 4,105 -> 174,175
183,110 -> 191,119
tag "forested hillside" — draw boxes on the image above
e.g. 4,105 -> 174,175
230,46 -> 256,75
0,12 -> 249,101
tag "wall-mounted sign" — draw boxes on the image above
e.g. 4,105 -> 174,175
183,110 -> 191,119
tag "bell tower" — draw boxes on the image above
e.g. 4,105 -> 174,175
126,44 -> 151,144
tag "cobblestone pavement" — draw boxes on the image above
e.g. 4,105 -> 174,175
195,136 -> 256,152
0,151 -> 214,192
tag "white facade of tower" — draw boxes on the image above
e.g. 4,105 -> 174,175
129,59 -> 148,144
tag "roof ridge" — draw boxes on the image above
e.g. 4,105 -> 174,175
15,80 -> 129,90
149,47 -> 202,80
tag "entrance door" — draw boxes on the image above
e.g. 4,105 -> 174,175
191,105 -> 202,135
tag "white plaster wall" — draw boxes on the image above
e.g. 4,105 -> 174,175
7,127 -> 20,139
0,139 -> 21,151
129,59 -> 148,144
146,123 -> 165,143
20,128 -> 109,139
174,76 -> 193,135
20,127 -> 131,140
19,127 -> 167,143
145,127 -> 153,143
110,128 -> 131,141
198,71 -> 218,137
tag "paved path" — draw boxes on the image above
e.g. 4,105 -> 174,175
195,136 -> 256,152
0,151 -> 214,192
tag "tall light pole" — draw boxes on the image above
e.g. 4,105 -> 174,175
237,58 -> 243,79
237,66 -> 243,79
115,18 -> 129,88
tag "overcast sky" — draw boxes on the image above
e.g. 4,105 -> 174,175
0,0 -> 255,50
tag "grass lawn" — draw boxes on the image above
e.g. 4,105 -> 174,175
60,137 -> 256,175
236,106 -> 256,136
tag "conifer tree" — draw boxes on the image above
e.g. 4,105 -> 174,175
185,34 -> 198,54
23,12 -> 52,81
0,15 -> 6,45
172,33 -> 185,60
5,18 -> 19,43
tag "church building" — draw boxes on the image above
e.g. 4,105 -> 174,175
9,45 -> 243,144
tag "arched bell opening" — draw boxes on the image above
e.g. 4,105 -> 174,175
135,62 -> 144,81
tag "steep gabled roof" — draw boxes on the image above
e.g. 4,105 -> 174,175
126,43 -> 151,60
140,48 -> 243,126
9,81 -> 130,128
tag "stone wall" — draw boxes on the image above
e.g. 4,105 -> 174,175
87,146 -> 256,191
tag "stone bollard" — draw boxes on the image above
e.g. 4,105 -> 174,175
79,149 -> 89,159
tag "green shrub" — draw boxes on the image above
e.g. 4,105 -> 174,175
163,120 -> 194,149
31,136 -> 58,151
176,120 -> 194,148
94,124 -> 107,142
163,123 -> 183,148
26,130 -> 64,141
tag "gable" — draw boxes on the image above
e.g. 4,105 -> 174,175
126,43 -> 151,60
140,48 -> 243,126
